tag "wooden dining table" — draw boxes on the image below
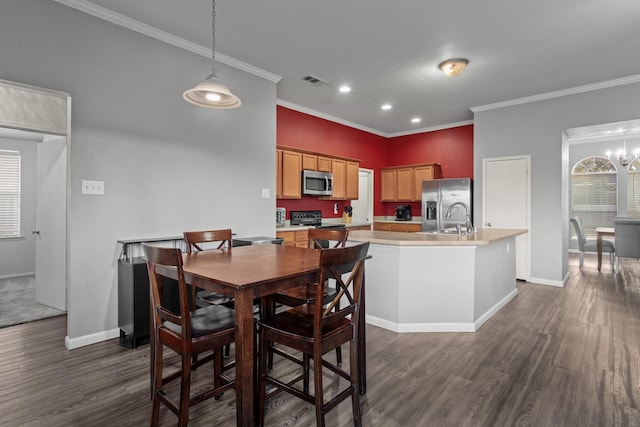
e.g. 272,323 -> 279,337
159,243 -> 367,426
595,226 -> 615,271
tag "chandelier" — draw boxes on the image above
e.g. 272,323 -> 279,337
605,140 -> 640,167
183,0 -> 241,109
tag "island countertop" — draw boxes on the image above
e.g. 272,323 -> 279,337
348,228 -> 527,246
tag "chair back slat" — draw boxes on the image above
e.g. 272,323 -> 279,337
314,242 -> 369,331
308,228 -> 349,249
143,244 -> 193,341
184,229 -> 232,253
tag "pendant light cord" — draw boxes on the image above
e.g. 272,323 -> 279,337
209,0 -> 217,79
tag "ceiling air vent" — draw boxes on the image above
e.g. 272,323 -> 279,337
302,75 -> 328,85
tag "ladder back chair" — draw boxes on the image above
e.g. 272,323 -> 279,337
270,227 -> 349,367
144,244 -> 236,427
183,229 -> 234,308
258,241 -> 370,427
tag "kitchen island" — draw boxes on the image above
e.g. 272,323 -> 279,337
348,228 -> 527,333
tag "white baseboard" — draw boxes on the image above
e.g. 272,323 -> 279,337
0,272 -> 35,280
65,328 -> 120,350
367,289 -> 519,333
474,288 -> 518,330
366,314 -> 475,333
528,276 -> 565,287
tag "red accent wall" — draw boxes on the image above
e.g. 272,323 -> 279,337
277,106 -> 388,218
276,106 -> 474,217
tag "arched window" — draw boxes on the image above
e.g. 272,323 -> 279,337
628,158 -> 640,217
571,156 -> 617,239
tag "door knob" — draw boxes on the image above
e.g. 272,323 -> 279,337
31,229 -> 40,235
486,222 -> 492,227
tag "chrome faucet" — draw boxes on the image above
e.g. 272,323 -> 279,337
445,202 -> 473,233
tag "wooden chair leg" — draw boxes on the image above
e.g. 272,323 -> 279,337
150,343 -> 163,426
258,330 -> 269,426
178,354 -> 192,427
313,348 -> 325,427
350,339 -> 362,427
303,353 -> 310,394
214,348 -> 224,400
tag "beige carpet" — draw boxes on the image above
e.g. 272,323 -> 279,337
0,275 -> 65,328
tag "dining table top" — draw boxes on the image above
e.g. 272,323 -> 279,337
182,243 -> 321,290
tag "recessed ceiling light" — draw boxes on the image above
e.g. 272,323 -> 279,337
381,104 -> 392,111
339,85 -> 351,93
411,117 -> 422,123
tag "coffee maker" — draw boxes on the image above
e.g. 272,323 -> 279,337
395,205 -> 412,221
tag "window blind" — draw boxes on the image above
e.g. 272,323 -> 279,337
0,150 -> 21,238
571,173 -> 617,239
629,170 -> 640,218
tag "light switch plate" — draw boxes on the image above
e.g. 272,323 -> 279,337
82,180 -> 104,195
262,188 -> 270,199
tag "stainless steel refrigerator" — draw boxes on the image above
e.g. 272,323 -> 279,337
421,178 -> 472,232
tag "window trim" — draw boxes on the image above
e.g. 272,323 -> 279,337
0,149 -> 21,239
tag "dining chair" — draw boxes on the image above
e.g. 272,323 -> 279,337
614,217 -> 640,273
183,229 -> 234,308
570,216 -> 615,269
257,241 -> 370,427
269,227 -> 349,368
143,244 -> 236,427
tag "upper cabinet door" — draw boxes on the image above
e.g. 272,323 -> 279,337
330,158 -> 347,200
413,165 -> 434,201
396,167 -> 413,201
381,169 -> 397,201
302,153 -> 317,171
345,161 -> 359,200
281,150 -> 302,199
276,149 -> 283,199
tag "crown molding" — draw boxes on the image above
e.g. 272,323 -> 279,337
277,101 -> 473,138
471,74 -> 640,113
277,100 -> 388,137
387,120 -> 474,138
54,0 -> 281,83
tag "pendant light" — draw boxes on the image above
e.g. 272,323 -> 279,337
183,0 -> 241,109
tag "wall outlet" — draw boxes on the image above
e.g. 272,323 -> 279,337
82,180 -> 104,195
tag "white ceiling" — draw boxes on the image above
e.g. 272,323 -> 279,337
62,0 -> 640,136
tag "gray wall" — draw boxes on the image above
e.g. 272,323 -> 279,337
0,138 -> 36,277
474,82 -> 640,285
0,0 -> 277,342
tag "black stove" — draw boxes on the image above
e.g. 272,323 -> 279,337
290,210 -> 347,231
290,210 -> 322,226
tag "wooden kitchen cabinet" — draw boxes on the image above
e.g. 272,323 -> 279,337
381,163 -> 441,202
302,153 -> 317,170
396,167 -> 414,201
276,229 -> 309,247
345,161 -> 359,200
276,145 -> 360,200
317,156 -> 332,172
413,164 -> 440,201
373,221 -> 421,232
280,150 -> 302,199
381,169 -> 397,201
276,149 -> 283,199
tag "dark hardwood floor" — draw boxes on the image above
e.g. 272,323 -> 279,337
1,254 -> 640,426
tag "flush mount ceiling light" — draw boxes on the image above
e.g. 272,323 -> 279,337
381,104 -> 392,111
183,0 -> 241,109
439,58 -> 469,77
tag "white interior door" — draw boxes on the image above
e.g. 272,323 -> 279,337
350,169 -> 373,224
35,135 -> 67,310
483,156 -> 530,281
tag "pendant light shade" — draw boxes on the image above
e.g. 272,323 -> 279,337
183,76 -> 241,109
183,0 -> 241,109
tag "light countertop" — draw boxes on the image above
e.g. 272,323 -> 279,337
348,228 -> 527,246
276,221 -> 371,231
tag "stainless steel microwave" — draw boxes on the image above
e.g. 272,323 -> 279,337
302,170 -> 333,196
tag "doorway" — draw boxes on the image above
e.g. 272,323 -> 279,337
0,81 -> 69,328
351,169 -> 373,225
